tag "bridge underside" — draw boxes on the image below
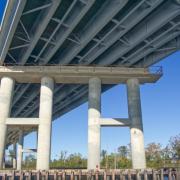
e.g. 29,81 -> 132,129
0,66 -> 161,170
0,0 -> 179,170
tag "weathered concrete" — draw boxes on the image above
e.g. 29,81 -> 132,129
0,77 -> 14,168
37,77 -> 54,170
88,77 -> 101,170
127,78 -> 146,169
0,66 -> 162,84
100,118 -> 131,127
17,130 -> 23,170
6,118 -> 39,126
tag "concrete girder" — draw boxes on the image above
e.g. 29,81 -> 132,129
0,0 -> 27,65
57,0 -> 128,64
96,1 -> 180,65
76,0 -> 164,65
0,66 -> 161,84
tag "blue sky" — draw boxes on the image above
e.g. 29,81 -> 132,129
0,2 -> 179,159
0,0 -> 6,25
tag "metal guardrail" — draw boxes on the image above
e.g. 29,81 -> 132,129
0,169 -> 179,180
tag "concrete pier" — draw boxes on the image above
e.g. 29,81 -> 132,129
88,77 -> 101,170
127,78 -> 146,169
0,77 -> 14,168
12,143 -> 17,169
17,130 -> 23,170
0,66 -> 161,170
37,77 -> 54,170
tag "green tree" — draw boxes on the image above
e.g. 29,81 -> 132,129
117,146 -> 129,158
145,143 -> 163,168
24,154 -> 36,169
169,134 -> 180,159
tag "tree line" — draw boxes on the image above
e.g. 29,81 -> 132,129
7,134 -> 180,169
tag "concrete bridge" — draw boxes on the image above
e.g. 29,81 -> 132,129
0,0 -> 179,171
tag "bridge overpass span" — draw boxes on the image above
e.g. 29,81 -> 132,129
0,0 -> 179,170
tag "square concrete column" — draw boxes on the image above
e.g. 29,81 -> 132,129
37,77 -> 54,170
17,130 -> 24,170
0,77 -> 14,169
88,77 -> 101,170
127,78 -> 146,169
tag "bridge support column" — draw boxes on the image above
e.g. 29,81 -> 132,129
12,143 -> 17,169
0,77 -> 14,169
17,130 -> 24,170
88,77 -> 101,170
127,78 -> 146,169
37,77 -> 54,170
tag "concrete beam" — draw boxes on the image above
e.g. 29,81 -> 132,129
22,149 -> 37,153
100,118 -> 130,127
0,66 -> 162,84
6,118 -> 39,126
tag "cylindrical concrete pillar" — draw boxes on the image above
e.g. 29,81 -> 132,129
0,77 -> 14,168
37,77 -> 54,170
127,78 -> 146,169
88,77 -> 101,170
17,130 -> 23,170
12,143 -> 17,169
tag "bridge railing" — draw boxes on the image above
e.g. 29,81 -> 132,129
0,168 -> 179,180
